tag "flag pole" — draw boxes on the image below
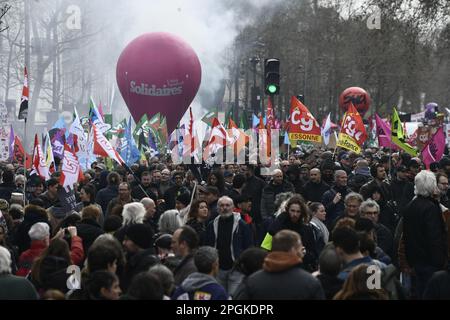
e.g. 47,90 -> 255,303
23,118 -> 27,205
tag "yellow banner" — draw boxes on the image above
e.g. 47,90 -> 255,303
289,132 -> 322,143
337,133 -> 362,154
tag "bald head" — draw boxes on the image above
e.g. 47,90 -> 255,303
310,168 -> 321,183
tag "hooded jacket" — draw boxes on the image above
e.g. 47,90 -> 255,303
205,213 -> 253,268
172,272 -> 228,300
234,252 -> 324,300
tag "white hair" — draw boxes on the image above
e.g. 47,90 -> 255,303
414,170 -> 437,197
273,169 -> 283,176
0,246 -> 11,274
28,222 -> 50,241
158,210 -> 182,234
360,199 -> 380,214
122,202 -> 146,226
140,197 -> 155,207
217,196 -> 234,206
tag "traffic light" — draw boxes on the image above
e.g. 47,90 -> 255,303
264,58 -> 280,95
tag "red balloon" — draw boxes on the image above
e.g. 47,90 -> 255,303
339,87 -> 371,115
116,32 -> 202,134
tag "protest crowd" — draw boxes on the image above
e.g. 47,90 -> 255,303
1,129 -> 450,300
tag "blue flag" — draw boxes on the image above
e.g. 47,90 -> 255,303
252,114 -> 266,128
120,117 -> 141,165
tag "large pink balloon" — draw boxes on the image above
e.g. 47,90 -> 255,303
116,32 -> 202,134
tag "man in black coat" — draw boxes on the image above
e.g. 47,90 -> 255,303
234,230 -> 324,300
260,169 -> 294,221
321,170 -> 352,227
121,224 -> 159,291
301,168 -> 330,203
403,170 -> 448,298
163,171 -> 190,210
241,165 -> 266,224
131,171 -> 158,201
390,165 -> 415,215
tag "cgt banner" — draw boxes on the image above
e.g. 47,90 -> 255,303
337,103 -> 367,154
288,96 -> 322,143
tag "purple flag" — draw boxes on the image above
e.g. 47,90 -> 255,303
422,127 -> 445,169
375,114 -> 398,150
50,128 -> 66,159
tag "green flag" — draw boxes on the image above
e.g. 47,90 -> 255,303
240,110 -> 249,129
133,114 -> 148,142
104,114 -> 113,140
391,108 -> 417,156
157,116 -> 168,153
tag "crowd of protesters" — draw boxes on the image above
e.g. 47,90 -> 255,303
0,146 -> 449,300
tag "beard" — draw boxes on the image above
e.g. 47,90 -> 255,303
220,212 -> 233,218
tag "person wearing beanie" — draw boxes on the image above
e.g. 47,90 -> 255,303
348,159 -> 371,193
16,222 -> 50,276
320,159 -> 336,185
121,223 -> 158,291
163,171 -> 190,210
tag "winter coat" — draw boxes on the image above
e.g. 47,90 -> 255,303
390,178 -> 415,214
234,251 -> 325,300
375,223 -> 394,259
321,186 -> 353,226
16,240 -> 47,277
38,191 -> 59,209
403,195 -> 448,269
121,248 -> 159,291
172,272 -> 228,300
13,212 -> 51,254
260,181 -> 294,220
95,185 -> 118,215
173,254 -> 197,286
301,180 -> 330,203
205,213 -> 253,268
268,212 -> 318,271
33,255 -> 70,295
241,175 -> 266,223
317,274 -> 344,300
0,274 -> 38,300
163,185 -> 190,210
186,219 -> 207,245
76,218 -> 104,253
423,269 -> 450,300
